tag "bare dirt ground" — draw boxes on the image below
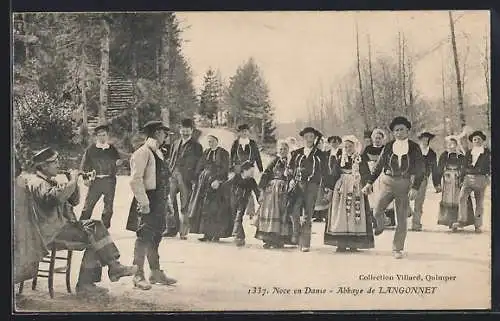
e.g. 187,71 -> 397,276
14,129 -> 491,312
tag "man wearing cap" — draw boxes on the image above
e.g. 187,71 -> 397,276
410,131 -> 441,231
361,116 -> 425,259
79,123 -> 123,229
454,130 -> 490,233
166,118 -> 203,239
126,121 -> 177,290
362,130 -> 373,152
25,147 -> 137,296
288,127 -> 328,252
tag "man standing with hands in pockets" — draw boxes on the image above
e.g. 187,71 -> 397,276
361,116 -> 425,259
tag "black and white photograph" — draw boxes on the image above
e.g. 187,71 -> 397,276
12,10 -> 491,311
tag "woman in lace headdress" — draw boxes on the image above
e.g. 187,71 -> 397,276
436,135 -> 474,229
254,140 -> 293,248
324,135 -> 374,252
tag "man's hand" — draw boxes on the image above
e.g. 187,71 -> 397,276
137,203 -> 150,215
233,165 -> 242,174
408,188 -> 418,201
211,180 -> 220,189
228,172 -> 236,180
435,185 -> 442,193
361,183 -> 373,195
116,159 -> 124,166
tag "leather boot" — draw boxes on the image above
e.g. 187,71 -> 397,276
108,262 -> 138,282
149,270 -> 177,286
133,275 -> 152,290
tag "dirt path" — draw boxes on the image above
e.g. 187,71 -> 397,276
14,129 -> 491,311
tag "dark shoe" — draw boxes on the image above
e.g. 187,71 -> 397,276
263,243 -> 272,249
76,283 -> 109,297
211,237 -> 219,242
179,235 -> 188,240
348,248 -> 359,252
475,227 -> 482,233
235,238 -> 245,247
149,270 -> 177,286
274,243 -> 284,249
133,275 -> 152,290
108,263 -> 138,282
300,247 -> 310,252
409,226 -> 422,232
336,247 -> 347,252
198,237 -> 209,242
163,230 -> 178,237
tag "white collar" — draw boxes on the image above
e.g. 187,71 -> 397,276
181,137 -> 191,145
420,146 -> 430,156
471,146 -> 485,156
239,137 -> 250,145
330,147 -> 338,155
96,142 -> 110,149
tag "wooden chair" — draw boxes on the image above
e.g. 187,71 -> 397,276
18,243 -> 73,299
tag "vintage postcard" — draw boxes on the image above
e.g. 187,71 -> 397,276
12,10 -> 491,312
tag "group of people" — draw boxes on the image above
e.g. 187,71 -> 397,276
14,114 -> 490,297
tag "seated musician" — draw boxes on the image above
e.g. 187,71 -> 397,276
22,147 -> 137,297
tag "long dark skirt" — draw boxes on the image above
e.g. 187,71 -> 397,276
254,179 -> 292,245
189,170 -> 233,238
437,169 -> 475,227
324,174 -> 374,249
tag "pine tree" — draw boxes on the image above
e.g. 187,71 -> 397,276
225,57 -> 276,143
199,67 -> 221,126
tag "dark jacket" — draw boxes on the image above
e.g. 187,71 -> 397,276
421,148 -> 440,188
80,143 -> 120,176
230,139 -> 263,172
195,147 -> 230,182
169,137 -> 204,184
288,147 -> 328,185
367,139 -> 425,190
463,147 -> 490,177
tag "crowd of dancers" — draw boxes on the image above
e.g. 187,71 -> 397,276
14,115 -> 490,296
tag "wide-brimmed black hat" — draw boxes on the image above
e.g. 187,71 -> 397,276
32,147 -> 58,166
418,132 -> 436,140
94,123 -> 110,133
389,116 -> 412,131
237,124 -> 250,132
299,127 -> 323,137
468,130 -> 487,142
142,121 -> 170,134
181,118 -> 194,128
328,135 -> 342,144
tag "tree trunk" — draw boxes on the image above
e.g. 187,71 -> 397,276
99,18 -> 110,123
448,11 -> 466,128
131,49 -> 139,133
441,50 -> 448,146
80,47 -> 88,138
483,33 -> 491,131
367,34 -> 376,112
355,21 -> 368,130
